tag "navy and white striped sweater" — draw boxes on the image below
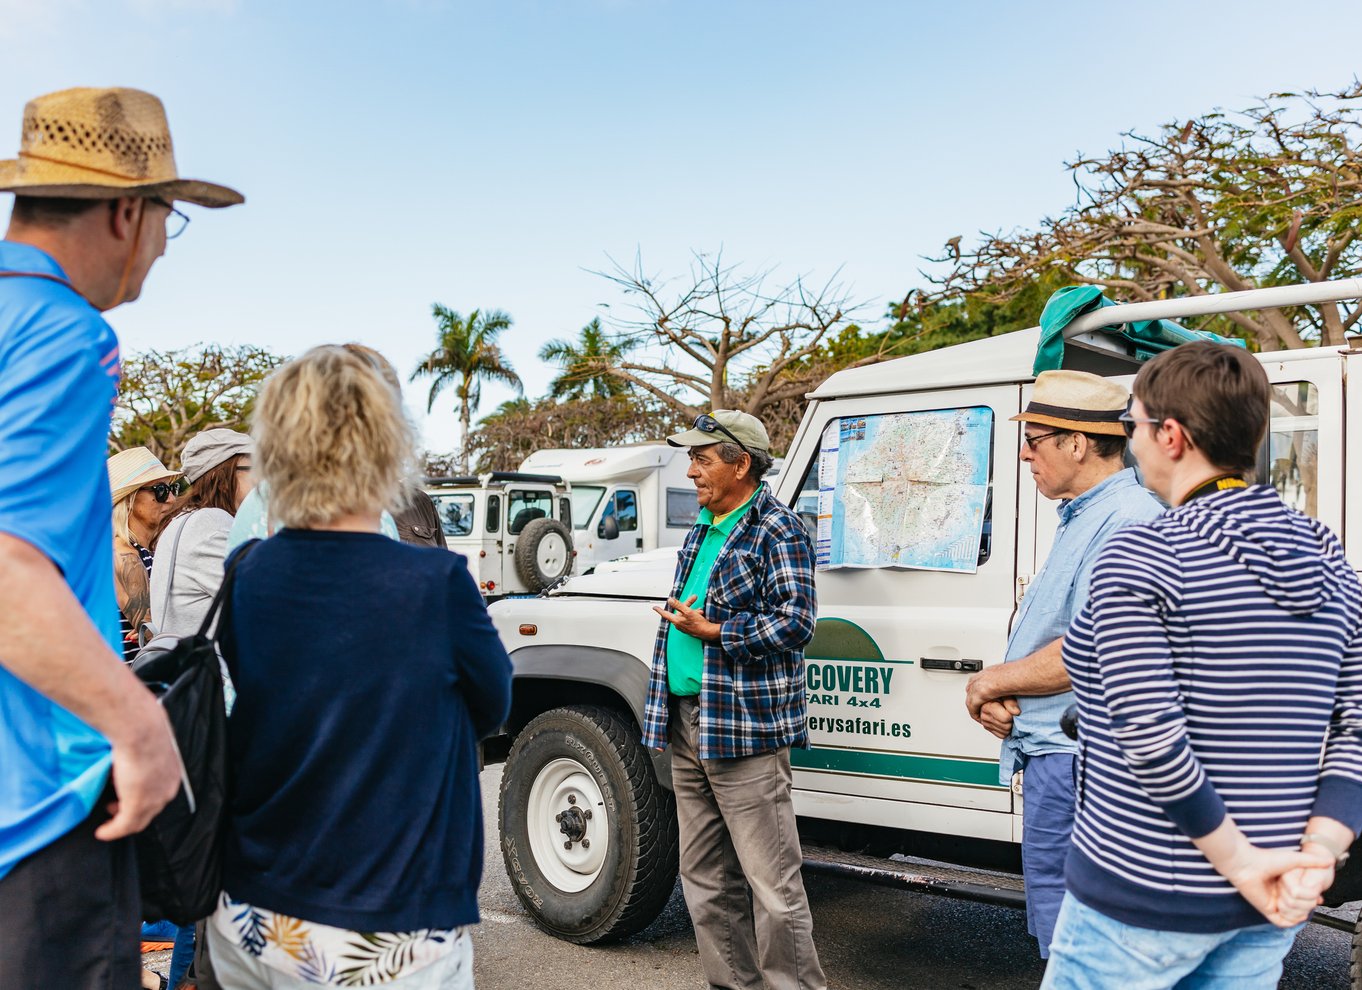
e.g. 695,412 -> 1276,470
1063,485 -> 1362,933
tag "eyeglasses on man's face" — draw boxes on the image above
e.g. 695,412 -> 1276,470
1118,398 -> 1163,439
149,197 -> 190,240
693,413 -> 750,456
1022,429 -> 1067,451
139,479 -> 188,503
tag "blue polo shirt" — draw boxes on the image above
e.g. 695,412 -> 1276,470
998,467 -> 1162,783
0,242 -> 122,879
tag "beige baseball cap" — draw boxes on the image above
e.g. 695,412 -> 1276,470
667,410 -> 771,453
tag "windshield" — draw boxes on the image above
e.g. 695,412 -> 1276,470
569,485 -> 606,530
429,492 -> 475,537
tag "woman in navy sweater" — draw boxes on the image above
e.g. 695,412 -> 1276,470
206,345 -> 512,989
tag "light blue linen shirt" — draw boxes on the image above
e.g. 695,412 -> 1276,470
998,467 -> 1162,783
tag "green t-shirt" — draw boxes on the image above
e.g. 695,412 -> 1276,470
666,489 -> 758,696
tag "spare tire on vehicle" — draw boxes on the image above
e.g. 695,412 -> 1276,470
514,517 -> 573,591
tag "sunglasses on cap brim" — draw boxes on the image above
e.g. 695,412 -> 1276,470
693,414 -> 750,456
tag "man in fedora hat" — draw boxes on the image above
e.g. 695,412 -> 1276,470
962,370 -> 1161,959
642,410 -> 827,990
0,86 -> 242,987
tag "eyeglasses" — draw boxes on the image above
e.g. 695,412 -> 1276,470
1118,398 -> 1162,439
149,197 -> 190,240
1022,430 -> 1067,451
139,479 -> 188,503
693,413 -> 750,456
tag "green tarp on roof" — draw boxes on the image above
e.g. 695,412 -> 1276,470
1035,285 -> 1246,376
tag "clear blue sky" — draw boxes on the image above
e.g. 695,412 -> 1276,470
2,0 -> 1357,452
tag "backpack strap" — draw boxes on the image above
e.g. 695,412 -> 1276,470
195,538 -> 260,641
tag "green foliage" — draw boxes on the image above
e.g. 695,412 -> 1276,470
539,317 -> 637,399
466,395 -> 684,473
410,304 -> 523,471
111,343 -> 284,464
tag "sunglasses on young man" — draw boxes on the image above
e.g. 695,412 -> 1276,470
1117,397 -> 1162,439
140,479 -> 188,503
692,413 -> 750,456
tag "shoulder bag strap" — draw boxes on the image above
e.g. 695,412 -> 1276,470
0,269 -> 92,305
154,512 -> 190,629
194,537 -> 261,642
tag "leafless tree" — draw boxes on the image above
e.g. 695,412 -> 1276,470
928,82 -> 1362,350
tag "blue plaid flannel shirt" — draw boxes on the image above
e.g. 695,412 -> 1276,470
641,483 -> 817,759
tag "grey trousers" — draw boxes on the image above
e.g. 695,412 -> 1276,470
669,695 -> 827,990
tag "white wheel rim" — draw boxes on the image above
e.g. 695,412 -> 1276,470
526,757 -> 609,892
536,533 -> 568,577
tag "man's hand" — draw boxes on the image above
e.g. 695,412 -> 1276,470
654,595 -> 722,642
1220,844 -> 1334,927
978,698 -> 1020,739
95,702 -> 183,841
966,666 -> 1004,720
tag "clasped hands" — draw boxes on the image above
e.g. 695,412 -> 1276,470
654,595 -> 722,642
965,667 -> 1019,739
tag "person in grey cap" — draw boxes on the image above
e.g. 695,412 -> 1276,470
151,428 -> 257,638
641,410 -> 827,990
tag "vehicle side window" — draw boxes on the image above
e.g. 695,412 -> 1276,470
615,490 -> 638,532
486,494 -> 501,534
1262,381 -> 1318,517
558,496 -> 572,530
797,407 -> 994,571
431,493 -> 474,537
508,489 -> 553,535
666,487 -> 699,528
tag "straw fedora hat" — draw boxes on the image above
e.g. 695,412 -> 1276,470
1010,370 -> 1129,437
107,446 -> 182,504
0,87 -> 242,207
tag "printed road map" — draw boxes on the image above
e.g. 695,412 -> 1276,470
817,408 -> 991,572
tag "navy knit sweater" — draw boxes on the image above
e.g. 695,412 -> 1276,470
219,530 -> 512,932
1063,486 -> 1362,933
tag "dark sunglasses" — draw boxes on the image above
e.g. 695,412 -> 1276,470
1022,429 -> 1066,451
693,413 -> 750,456
1118,397 -> 1162,439
140,479 -> 188,503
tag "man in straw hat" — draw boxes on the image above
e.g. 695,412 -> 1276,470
0,87 -> 241,986
962,370 -> 1161,959
642,410 -> 827,990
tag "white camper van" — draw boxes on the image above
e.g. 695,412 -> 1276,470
518,445 -> 699,573
482,279 -> 1362,981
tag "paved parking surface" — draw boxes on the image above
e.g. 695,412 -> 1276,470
473,765 -> 1355,990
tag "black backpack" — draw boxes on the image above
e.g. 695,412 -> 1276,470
130,539 -> 257,924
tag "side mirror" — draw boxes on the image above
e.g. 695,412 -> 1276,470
598,515 -> 620,541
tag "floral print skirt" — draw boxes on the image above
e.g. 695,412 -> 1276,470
209,894 -> 470,987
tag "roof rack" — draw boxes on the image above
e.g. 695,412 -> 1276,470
1063,277 -> 1362,342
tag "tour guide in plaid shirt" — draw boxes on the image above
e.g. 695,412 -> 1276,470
642,409 -> 827,990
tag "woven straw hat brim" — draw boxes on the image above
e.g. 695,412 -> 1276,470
0,158 -> 242,208
1008,411 -> 1126,437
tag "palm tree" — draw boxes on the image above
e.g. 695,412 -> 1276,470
410,304 -> 522,472
538,317 -> 635,400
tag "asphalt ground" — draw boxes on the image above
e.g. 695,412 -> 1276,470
471,764 -> 1356,990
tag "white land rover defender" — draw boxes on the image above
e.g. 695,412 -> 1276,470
484,280 -> 1362,984
426,471 -> 574,598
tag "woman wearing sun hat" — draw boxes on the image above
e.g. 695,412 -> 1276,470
106,446 -> 183,663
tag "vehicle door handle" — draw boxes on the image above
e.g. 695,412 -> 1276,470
920,658 -> 983,672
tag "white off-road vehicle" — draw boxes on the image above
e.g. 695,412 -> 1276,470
426,471 -> 574,598
485,280 -> 1362,984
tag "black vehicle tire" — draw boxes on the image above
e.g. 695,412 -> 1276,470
1352,908 -> 1360,990
513,517 -> 573,591
499,705 -> 678,944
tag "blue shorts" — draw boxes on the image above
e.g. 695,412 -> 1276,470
1020,752 -> 1077,958
1041,893 -> 1302,990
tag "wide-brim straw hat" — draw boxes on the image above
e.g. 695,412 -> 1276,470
0,87 -> 243,208
1010,370 -> 1129,437
108,446 -> 182,504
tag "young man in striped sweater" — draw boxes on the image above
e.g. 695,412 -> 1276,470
1043,342 -> 1362,989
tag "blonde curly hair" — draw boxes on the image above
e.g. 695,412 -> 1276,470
252,345 -> 417,528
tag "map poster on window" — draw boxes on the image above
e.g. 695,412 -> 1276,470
816,408 -> 992,573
